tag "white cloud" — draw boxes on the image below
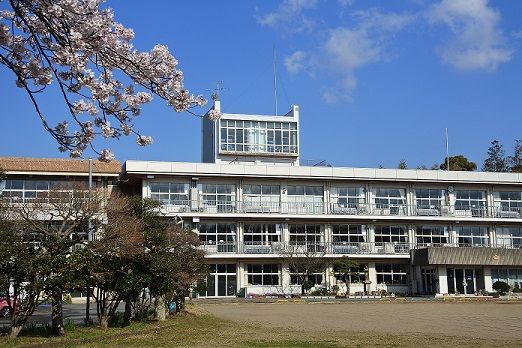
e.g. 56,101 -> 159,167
257,0 -> 318,33
284,51 -> 308,75
426,0 -> 513,71
319,10 -> 414,101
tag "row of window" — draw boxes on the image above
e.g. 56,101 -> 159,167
199,264 -> 522,296
0,179 -> 91,201
200,263 -> 409,289
147,182 -> 522,209
194,222 -> 522,247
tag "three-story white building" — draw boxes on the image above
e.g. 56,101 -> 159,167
120,102 -> 522,297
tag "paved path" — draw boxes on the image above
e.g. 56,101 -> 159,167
0,303 -> 115,327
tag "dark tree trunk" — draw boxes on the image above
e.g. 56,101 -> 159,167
9,325 -> 23,338
123,294 -> 132,326
51,291 -> 65,335
154,295 -> 166,321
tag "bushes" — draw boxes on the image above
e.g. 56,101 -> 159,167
492,281 -> 511,295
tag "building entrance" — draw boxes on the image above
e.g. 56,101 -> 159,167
447,268 -> 476,295
421,268 -> 437,294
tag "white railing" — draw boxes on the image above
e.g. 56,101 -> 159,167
158,200 -> 522,219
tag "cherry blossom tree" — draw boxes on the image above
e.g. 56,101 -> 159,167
0,0 -> 220,161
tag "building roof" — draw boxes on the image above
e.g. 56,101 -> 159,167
123,160 -> 522,185
0,157 -> 121,176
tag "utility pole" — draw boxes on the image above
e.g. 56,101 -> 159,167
85,158 -> 92,325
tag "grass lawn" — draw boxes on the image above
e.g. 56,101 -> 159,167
0,304 -> 519,347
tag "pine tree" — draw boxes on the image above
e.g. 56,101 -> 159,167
398,160 -> 408,169
509,140 -> 522,173
483,140 -> 507,172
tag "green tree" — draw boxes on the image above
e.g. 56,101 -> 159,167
333,256 -> 360,297
509,140 -> 522,173
79,196 -> 207,326
398,160 -> 408,169
483,140 -> 507,172
0,196 -> 51,338
439,155 -> 477,171
12,186 -> 105,335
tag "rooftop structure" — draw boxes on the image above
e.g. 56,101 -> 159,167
202,101 -> 300,166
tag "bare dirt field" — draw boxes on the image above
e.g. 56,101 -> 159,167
201,300 -> 522,341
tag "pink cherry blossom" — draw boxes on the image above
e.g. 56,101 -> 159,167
0,0 -> 222,162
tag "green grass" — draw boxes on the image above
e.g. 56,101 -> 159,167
0,305 -> 519,347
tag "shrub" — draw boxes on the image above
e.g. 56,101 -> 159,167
302,280 -> 314,292
511,287 -> 522,293
492,281 -> 511,295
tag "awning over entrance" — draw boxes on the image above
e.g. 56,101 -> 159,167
411,247 -> 522,266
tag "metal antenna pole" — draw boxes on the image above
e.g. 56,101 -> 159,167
273,45 -> 278,116
446,128 -> 450,170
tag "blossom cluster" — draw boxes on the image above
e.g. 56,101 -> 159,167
0,0 -> 221,161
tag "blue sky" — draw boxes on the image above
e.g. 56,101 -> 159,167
1,0 -> 522,169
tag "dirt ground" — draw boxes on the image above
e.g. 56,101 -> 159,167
201,301 -> 522,341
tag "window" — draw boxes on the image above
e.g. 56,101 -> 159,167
494,191 -> 522,217
243,224 -> 282,243
492,268 -> 522,289
243,184 -> 280,212
330,187 -> 364,214
496,227 -> 522,248
289,265 -> 324,286
374,225 -> 408,245
220,120 -> 298,155
287,185 -> 324,214
150,182 -> 189,205
334,264 -> 367,284
245,264 -> 280,285
289,224 -> 323,244
198,183 -> 235,212
376,264 -> 408,285
199,264 -> 236,297
416,226 -> 448,246
456,226 -> 489,246
0,179 -> 88,202
332,224 -> 366,243
373,188 -> 406,215
415,189 -> 444,216
197,223 -> 236,245
455,190 -> 486,217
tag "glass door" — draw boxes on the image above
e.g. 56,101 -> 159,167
447,268 -> 476,295
421,268 -> 437,294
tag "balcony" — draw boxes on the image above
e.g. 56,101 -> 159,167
157,200 -> 522,220
200,241 -> 521,255
200,241 -> 413,255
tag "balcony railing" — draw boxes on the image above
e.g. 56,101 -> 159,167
200,241 -> 522,255
158,200 -> 522,219
200,241 -> 412,255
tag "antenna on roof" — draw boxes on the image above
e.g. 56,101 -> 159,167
445,128 -> 450,171
273,45 -> 278,116
207,81 -> 225,102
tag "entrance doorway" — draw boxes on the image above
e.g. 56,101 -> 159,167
447,268 -> 477,295
421,268 -> 437,294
